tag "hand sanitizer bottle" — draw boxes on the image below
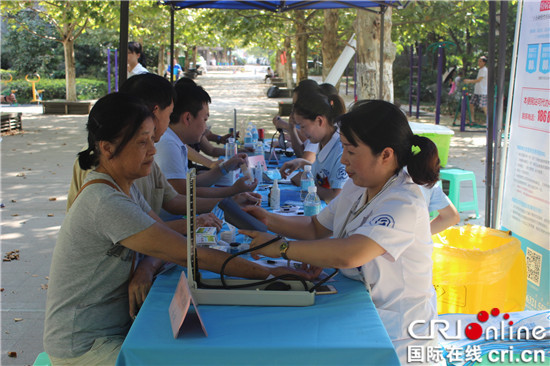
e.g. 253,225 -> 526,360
270,179 -> 280,210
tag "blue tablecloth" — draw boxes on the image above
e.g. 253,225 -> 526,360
116,266 -> 399,365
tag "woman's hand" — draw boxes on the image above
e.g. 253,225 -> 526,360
232,176 -> 258,193
279,159 -> 307,178
128,262 -> 157,318
196,213 -> 223,231
270,264 -> 322,281
232,192 -> 262,207
272,115 -> 289,131
241,205 -> 269,226
239,230 -> 280,259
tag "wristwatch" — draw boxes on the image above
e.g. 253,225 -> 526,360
279,239 -> 290,260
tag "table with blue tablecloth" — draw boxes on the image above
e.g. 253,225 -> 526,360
116,265 -> 399,365
117,155 -> 399,365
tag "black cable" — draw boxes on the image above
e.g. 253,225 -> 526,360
268,130 -> 279,164
197,235 -> 310,291
308,268 -> 339,293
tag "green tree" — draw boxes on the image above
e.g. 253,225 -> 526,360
1,1 -> 118,101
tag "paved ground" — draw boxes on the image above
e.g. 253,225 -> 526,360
0,67 -> 487,365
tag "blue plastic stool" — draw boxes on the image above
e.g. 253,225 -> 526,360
33,352 -> 51,366
439,168 -> 479,218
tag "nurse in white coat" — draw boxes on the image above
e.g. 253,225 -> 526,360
242,100 -> 442,365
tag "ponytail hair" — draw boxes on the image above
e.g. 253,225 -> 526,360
293,91 -> 345,125
78,93 -> 152,170
128,41 -> 146,67
337,100 -> 440,187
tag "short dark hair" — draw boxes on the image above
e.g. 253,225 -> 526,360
480,56 -> 488,63
170,80 -> 211,124
120,73 -> 176,112
78,93 -> 152,170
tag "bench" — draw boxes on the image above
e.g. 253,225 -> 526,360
278,101 -> 293,116
1,112 -> 22,132
42,100 -> 93,115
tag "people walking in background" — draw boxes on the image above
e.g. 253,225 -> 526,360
127,41 -> 148,78
264,67 -> 274,83
165,58 -> 183,81
464,56 -> 488,126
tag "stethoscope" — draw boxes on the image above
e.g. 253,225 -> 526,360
334,174 -> 398,292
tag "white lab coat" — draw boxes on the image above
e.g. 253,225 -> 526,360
316,169 -> 439,364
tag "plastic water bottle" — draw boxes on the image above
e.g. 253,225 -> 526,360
300,165 -> 314,200
251,123 -> 259,142
254,162 -> 263,183
244,124 -> 253,144
226,137 -> 237,158
303,185 -> 321,216
254,140 -> 264,156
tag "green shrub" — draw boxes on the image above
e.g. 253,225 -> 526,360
0,75 -> 107,103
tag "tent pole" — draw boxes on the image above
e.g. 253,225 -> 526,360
379,6 -> 385,100
485,1 -> 497,227
496,0 -> 523,229
119,0 -> 129,86
170,4 -> 175,84
492,1 -> 509,227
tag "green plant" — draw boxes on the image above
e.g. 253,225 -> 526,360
0,76 -> 107,103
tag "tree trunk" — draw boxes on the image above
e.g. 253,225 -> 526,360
63,38 -> 77,101
158,44 -> 165,77
192,45 -> 197,67
275,49 -> 283,76
184,49 -> 190,71
355,8 -> 396,101
322,9 -> 340,83
283,36 -> 294,89
294,10 -> 308,83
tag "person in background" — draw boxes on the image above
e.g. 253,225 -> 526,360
279,90 -> 348,202
0,93 -> 16,104
165,58 -> 183,81
154,79 -> 257,221
241,100 -> 440,365
264,66 -> 274,83
44,93 -> 318,366
127,41 -> 148,78
463,56 -> 488,126
420,183 -> 460,235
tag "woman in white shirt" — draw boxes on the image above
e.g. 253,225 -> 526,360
242,100 -> 442,365
127,41 -> 148,78
279,91 -> 348,202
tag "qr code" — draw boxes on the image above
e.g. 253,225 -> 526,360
526,247 -> 542,286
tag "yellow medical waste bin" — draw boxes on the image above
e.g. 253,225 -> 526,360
432,225 -> 527,314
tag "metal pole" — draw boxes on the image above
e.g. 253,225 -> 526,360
170,4 -> 175,84
379,6 -> 385,100
416,45 -> 422,119
491,1 -> 509,228
409,45 -> 413,116
114,49 -> 118,91
435,44 -> 443,124
485,1 -> 497,227
107,49 -> 111,93
496,0 -> 522,229
118,1 -> 129,87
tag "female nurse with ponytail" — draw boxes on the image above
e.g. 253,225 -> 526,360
241,100 -> 441,365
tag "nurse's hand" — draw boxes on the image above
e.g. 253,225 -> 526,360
224,153 -> 249,171
279,159 -> 308,178
232,192 -> 262,207
239,230 -> 280,259
241,205 -> 269,226
196,213 -> 222,231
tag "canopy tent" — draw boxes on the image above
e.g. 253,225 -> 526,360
118,0 -> 410,98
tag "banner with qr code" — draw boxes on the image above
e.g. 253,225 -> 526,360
500,1 -> 550,310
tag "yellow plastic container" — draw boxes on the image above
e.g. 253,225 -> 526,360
432,225 -> 527,314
